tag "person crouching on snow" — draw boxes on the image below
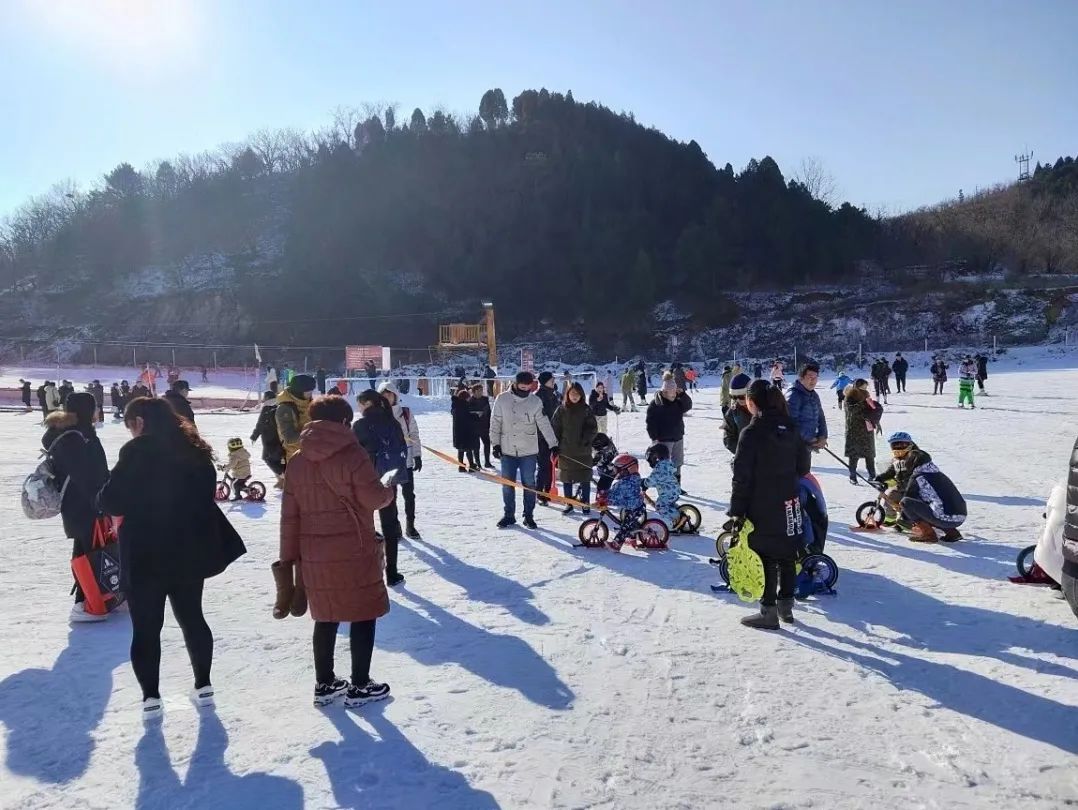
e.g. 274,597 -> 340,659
872,432 -> 966,542
643,443 -> 688,532
221,438 -> 252,500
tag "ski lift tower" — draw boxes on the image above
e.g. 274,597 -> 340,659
436,302 -> 498,368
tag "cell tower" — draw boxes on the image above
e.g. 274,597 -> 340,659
1014,149 -> 1033,182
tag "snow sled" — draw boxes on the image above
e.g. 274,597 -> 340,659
578,507 -> 669,551
215,473 -> 267,502
72,517 -> 125,616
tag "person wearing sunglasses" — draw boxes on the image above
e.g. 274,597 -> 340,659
872,432 -> 966,543
722,373 -> 753,455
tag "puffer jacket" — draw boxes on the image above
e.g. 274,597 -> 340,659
904,460 -> 967,527
587,389 -> 620,418
786,380 -> 827,444
723,404 -> 752,454
552,400 -> 597,484
843,387 -> 876,459
620,370 -> 637,396
225,447 -> 252,479
275,389 -> 312,460
959,360 -> 976,381
1061,438 -> 1078,578
489,387 -> 557,458
730,411 -> 811,560
44,383 -> 61,412
41,411 -> 109,543
395,405 -> 422,468
163,389 -> 195,424
642,458 -> 680,522
280,420 -> 394,622
646,392 -> 693,442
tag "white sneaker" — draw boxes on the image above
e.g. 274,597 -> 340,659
69,602 -> 107,623
142,697 -> 163,721
191,685 -> 215,707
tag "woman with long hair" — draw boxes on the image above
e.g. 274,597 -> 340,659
98,397 -> 245,716
552,382 -> 598,514
282,395 -> 395,707
729,380 -> 811,629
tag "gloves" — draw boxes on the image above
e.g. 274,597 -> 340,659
492,445 -> 502,460
724,516 -> 745,534
412,458 -> 422,473
869,479 -> 887,492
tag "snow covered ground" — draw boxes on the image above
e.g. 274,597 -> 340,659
0,367 -> 1075,809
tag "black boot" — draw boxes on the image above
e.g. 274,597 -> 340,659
777,598 -> 795,624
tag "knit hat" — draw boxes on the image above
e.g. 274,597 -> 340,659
729,373 -> 752,397
287,374 -> 317,396
661,378 -> 677,395
377,380 -> 400,397
537,371 -> 554,386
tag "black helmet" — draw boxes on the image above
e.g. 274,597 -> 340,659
645,442 -> 670,467
592,433 -> 612,450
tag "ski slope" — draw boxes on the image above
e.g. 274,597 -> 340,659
0,368 -> 1075,809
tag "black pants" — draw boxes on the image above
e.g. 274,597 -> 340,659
933,379 -> 945,394
71,537 -> 87,603
400,468 -> 416,525
977,376 -> 986,392
457,445 -> 479,469
479,433 -> 491,466
231,477 -> 249,499
378,490 -> 402,578
128,577 -> 213,700
313,619 -> 376,685
848,456 -> 876,480
895,373 -> 906,392
836,391 -> 845,408
262,451 -> 286,477
536,439 -> 554,500
761,557 -> 797,607
873,378 -> 883,398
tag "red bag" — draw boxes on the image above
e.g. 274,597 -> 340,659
71,517 -> 125,615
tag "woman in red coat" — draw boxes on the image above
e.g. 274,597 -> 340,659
280,396 -> 395,707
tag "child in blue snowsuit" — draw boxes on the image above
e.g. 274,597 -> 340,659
644,443 -> 685,531
607,454 -> 646,547
831,373 -> 853,409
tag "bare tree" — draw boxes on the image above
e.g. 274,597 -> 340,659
793,156 -> 839,207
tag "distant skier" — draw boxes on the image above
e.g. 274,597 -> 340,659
830,372 -> 853,409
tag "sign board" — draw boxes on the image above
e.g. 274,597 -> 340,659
345,345 -> 391,371
520,348 -> 535,372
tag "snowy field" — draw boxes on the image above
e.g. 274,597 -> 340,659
0,368 -> 1076,809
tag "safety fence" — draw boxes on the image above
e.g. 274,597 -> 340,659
328,373 -> 599,399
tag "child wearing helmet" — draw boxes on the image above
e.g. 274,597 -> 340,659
606,453 -> 647,548
873,432 -> 967,542
643,443 -> 684,530
223,437 -> 252,500
592,433 -> 620,507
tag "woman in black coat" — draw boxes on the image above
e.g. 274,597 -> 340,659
42,392 -> 110,623
97,397 -> 244,715
450,388 -> 480,471
729,380 -> 811,630
468,383 -> 494,468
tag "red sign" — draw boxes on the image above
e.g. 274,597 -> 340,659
345,345 -> 383,370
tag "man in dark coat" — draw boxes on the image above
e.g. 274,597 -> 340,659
58,380 -> 74,406
892,353 -> 909,393
36,382 -> 48,417
975,353 -> 989,393
536,371 -> 561,503
316,366 -> 327,395
163,380 -> 196,425
646,378 -> 693,484
19,379 -> 32,409
251,390 -> 286,485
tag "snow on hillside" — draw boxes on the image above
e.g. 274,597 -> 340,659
0,365 -> 1075,809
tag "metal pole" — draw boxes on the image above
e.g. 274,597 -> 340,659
794,346 -> 798,370
172,348 -> 177,367
214,351 -> 218,371
858,342 -> 862,367
93,345 -> 97,367
993,334 -> 997,352
133,347 -> 137,367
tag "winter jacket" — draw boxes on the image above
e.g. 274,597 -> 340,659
843,387 -> 877,459
41,412 -> 109,544
451,395 -> 479,450
931,361 -> 948,382
109,386 -> 123,410
20,382 -> 31,406
98,434 -> 243,589
353,406 -> 408,482
251,403 -> 285,462
552,401 -> 598,485
394,404 -> 423,468
225,447 -> 252,479
44,383 -> 61,412
36,385 -> 48,411
720,370 -> 733,407
607,473 -> 645,512
489,387 -> 557,458
959,360 -> 976,381
1060,437 -> 1078,579
976,356 -> 988,380
830,374 -> 852,392
902,460 -> 966,527
875,446 -> 932,495
642,458 -> 680,522
786,380 -> 827,444
729,412 -> 811,560
163,389 -> 195,424
588,390 -> 621,418
645,392 -> 693,442
275,389 -> 312,460
468,394 -> 491,435
770,363 -> 784,382
620,370 -> 637,396
280,420 -> 393,622
58,383 -> 74,406
723,405 -> 752,454
893,357 -> 909,376
90,384 -> 105,411
537,385 -> 560,420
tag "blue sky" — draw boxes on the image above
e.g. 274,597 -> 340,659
2,0 -> 1075,218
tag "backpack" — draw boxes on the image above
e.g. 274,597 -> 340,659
22,430 -> 84,520
258,403 -> 284,450
368,416 -> 408,485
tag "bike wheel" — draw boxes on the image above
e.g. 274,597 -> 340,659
641,518 -> 670,549
717,556 -> 731,586
715,531 -> 737,558
246,481 -> 267,501
801,553 -> 840,589
214,483 -> 230,502
678,504 -> 702,533
1016,545 -> 1037,578
578,519 -> 609,548
855,501 -> 885,528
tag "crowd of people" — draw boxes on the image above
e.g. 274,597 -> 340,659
27,348 -> 1075,721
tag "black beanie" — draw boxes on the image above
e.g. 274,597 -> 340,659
288,374 -> 317,395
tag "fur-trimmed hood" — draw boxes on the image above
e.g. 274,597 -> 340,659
844,385 -> 869,403
44,411 -> 78,430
